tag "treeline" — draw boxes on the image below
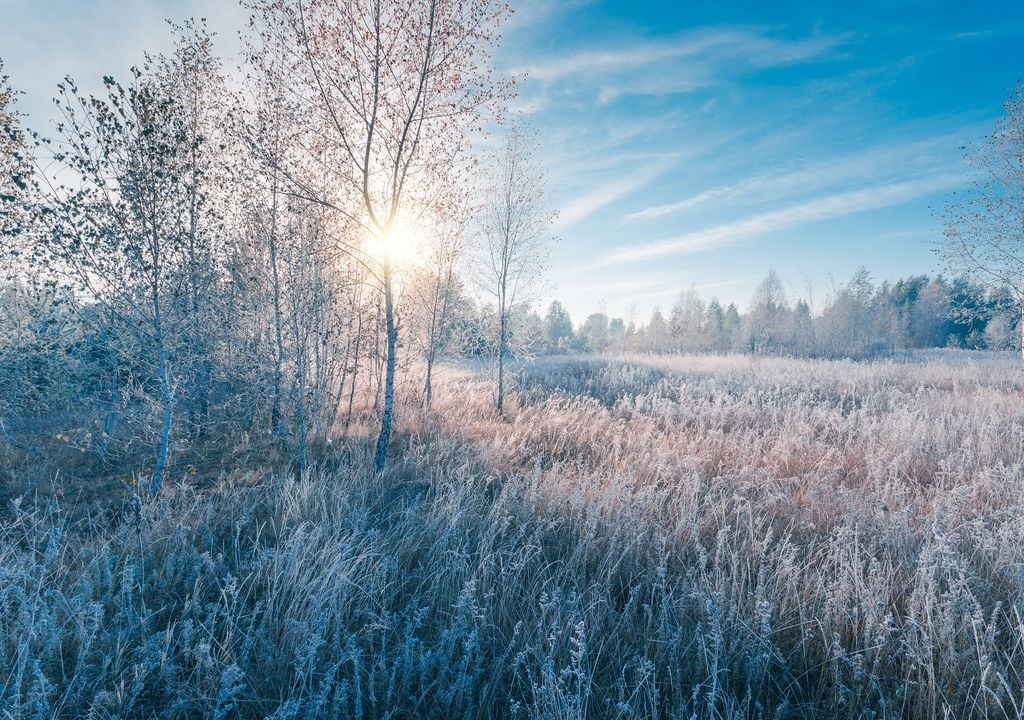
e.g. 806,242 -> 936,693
507,269 -> 1021,358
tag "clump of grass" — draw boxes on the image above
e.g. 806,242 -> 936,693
4,353 -> 1024,718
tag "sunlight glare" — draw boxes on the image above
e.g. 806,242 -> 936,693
367,217 -> 424,267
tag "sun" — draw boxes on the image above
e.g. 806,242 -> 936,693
385,221 -> 418,262
366,217 -> 424,266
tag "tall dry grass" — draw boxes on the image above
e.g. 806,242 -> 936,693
3,352 -> 1024,718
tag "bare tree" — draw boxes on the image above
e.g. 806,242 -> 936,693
476,124 -> 554,415
233,56 -> 362,472
234,45 -> 305,441
248,0 -> 511,471
409,205 -> 471,408
669,289 -> 707,353
939,81 -> 1024,357
164,22 -> 228,434
744,270 -> 792,355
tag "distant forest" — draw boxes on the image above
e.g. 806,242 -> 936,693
505,269 -> 1020,358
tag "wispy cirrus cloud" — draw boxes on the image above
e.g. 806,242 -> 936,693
517,35 -> 716,81
504,0 -> 597,31
595,172 -> 965,266
626,185 -> 739,222
623,129 -> 976,223
513,27 -> 851,105
554,157 -> 678,229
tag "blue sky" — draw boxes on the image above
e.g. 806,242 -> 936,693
2,0 -> 1022,320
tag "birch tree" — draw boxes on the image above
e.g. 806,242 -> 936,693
34,34 -> 216,495
476,125 -> 554,415
234,43 -> 305,440
939,81 -> 1024,358
233,57 -> 359,470
409,208 -> 471,409
162,21 -> 227,433
248,0 -> 511,471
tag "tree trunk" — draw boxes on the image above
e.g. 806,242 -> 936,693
152,336 -> 173,497
269,230 -> 285,436
345,310 -> 363,435
372,298 -> 384,411
96,314 -> 120,465
328,327 -> 353,436
296,362 -> 307,479
373,265 -> 397,473
497,311 -> 507,416
423,355 -> 434,409
422,272 -> 443,410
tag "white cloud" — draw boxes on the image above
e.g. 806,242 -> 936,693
516,35 -> 718,81
623,129 -> 978,223
597,172 -> 965,266
504,0 -> 597,31
514,27 -> 849,89
554,159 -> 677,229
506,92 -> 549,115
948,30 -> 994,40
626,185 -> 739,222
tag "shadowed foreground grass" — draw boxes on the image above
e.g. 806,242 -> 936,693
4,353 -> 1024,719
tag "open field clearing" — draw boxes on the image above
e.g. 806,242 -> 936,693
4,353 -> 1024,719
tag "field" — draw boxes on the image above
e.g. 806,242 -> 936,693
4,352 -> 1024,719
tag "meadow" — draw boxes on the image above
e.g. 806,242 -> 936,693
3,352 -> 1024,719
